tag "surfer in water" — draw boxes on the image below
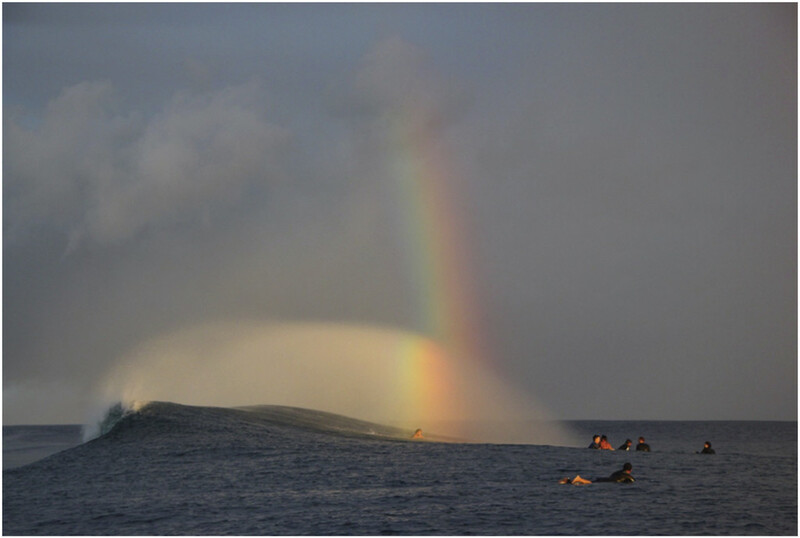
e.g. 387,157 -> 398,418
411,429 -> 424,439
635,437 -> 651,451
698,441 -> 715,454
598,435 -> 614,450
587,434 -> 601,449
559,462 -> 635,485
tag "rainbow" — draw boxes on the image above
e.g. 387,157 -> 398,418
384,105 -> 499,425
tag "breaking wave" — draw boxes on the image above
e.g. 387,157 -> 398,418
82,400 -> 147,441
84,401 -> 461,444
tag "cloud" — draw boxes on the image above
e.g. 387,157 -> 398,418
5,80 -> 288,250
5,81 -> 119,240
330,37 -> 469,140
3,11 -> 794,426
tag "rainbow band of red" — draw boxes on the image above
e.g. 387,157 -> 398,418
386,108 -> 495,422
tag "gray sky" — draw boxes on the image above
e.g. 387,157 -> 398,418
4,3 -> 796,426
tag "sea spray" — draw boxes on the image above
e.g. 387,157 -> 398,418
93,320 -> 578,445
82,400 -> 146,441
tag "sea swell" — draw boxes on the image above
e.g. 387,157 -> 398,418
4,403 -> 796,535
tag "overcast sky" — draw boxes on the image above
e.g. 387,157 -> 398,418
4,3 -> 796,425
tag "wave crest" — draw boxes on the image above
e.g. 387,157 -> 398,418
83,400 -> 147,441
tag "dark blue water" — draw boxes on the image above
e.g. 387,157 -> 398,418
3,424 -> 83,470
3,402 -> 796,535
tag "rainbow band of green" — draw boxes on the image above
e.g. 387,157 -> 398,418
386,108 -> 494,422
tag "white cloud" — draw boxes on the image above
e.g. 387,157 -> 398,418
5,81 -> 289,249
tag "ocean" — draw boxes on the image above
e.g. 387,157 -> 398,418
3,401 -> 796,535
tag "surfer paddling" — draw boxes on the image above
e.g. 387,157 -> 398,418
411,428 -> 424,440
560,462 -> 635,485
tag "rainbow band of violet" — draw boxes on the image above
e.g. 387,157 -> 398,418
386,106 -> 496,423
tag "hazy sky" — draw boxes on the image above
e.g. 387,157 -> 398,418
4,3 -> 796,426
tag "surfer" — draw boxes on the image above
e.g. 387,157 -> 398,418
598,435 -> 614,450
635,437 -> 651,452
618,438 -> 633,451
560,462 -> 635,485
698,441 -> 715,454
411,428 -> 424,440
587,434 -> 601,449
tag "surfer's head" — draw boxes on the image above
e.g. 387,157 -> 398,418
622,462 -> 632,473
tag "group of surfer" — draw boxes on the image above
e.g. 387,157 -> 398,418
587,434 -> 715,454
410,428 -> 713,486
588,434 -> 650,451
561,436 -> 717,485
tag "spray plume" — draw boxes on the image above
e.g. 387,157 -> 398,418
92,320 -> 577,445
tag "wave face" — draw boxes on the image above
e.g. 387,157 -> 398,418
96,401 -> 449,443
